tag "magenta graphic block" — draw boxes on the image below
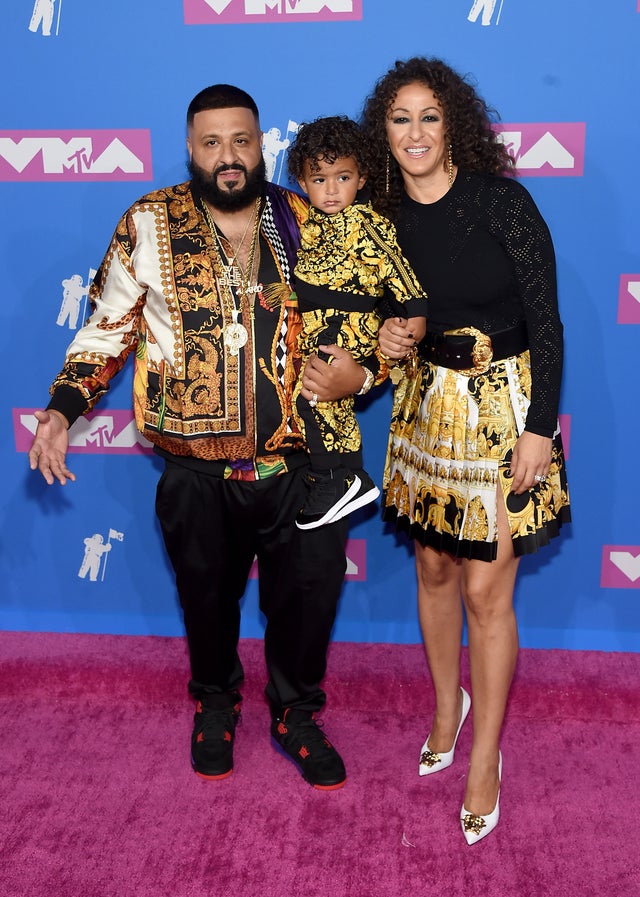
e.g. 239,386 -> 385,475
617,275 -> 640,324
0,130 -> 153,181
494,123 -> 585,176
558,414 -> 571,460
600,546 -> 640,589
184,0 -> 362,25
14,409 -> 153,455
251,538 -> 367,581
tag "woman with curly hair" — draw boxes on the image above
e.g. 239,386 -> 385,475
361,57 -> 570,844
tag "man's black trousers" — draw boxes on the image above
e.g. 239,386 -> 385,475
155,459 -> 349,713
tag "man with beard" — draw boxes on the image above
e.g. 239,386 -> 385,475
28,84 -> 371,791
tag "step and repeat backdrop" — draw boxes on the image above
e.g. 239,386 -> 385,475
2,1 -> 639,650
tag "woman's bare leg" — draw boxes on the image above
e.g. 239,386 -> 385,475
461,494 -> 520,815
415,542 -> 465,751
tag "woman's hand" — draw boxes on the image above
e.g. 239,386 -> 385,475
509,431 -> 552,494
300,344 -> 367,402
378,316 -> 421,360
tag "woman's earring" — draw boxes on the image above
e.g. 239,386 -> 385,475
385,152 -> 390,194
448,144 -> 454,188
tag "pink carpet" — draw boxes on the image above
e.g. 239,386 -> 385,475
0,631 -> 638,896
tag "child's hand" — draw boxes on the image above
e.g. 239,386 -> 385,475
378,317 -> 414,360
407,316 -> 427,343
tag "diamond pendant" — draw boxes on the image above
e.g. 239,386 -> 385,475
224,309 -> 248,356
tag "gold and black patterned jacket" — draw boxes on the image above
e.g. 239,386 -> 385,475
294,203 -> 428,365
48,181 -> 310,477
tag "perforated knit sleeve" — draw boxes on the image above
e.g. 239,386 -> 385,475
488,179 -> 563,437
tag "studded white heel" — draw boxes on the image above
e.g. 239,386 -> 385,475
418,687 -> 471,776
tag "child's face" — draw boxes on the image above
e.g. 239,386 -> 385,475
298,155 -> 366,215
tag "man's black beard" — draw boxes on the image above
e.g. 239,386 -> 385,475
188,156 -> 266,211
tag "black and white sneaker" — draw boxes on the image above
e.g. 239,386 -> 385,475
296,467 -> 361,530
328,468 -> 380,523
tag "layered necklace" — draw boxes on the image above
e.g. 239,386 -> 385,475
202,197 -> 263,356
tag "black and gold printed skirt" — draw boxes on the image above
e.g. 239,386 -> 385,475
382,351 -> 571,561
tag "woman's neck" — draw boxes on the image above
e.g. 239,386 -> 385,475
403,166 -> 458,205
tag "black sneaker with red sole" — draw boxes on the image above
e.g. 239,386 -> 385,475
271,708 -> 346,790
191,694 -> 241,780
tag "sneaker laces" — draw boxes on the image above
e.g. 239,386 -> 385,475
280,713 -> 334,752
198,704 -> 241,741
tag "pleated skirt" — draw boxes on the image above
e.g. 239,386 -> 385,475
382,351 -> 571,561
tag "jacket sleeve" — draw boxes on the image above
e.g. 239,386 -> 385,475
47,209 -> 145,427
491,179 -> 563,437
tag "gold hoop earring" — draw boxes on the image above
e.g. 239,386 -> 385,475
448,144 -> 454,188
385,152 -> 390,194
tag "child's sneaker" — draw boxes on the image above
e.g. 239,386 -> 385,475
296,467 -> 361,530
329,468 -> 380,523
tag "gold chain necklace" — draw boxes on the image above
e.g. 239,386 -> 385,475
201,199 -> 262,356
203,198 -> 258,284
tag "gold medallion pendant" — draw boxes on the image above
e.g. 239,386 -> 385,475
224,313 -> 249,356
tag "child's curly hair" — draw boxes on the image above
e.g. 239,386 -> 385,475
287,115 -> 368,181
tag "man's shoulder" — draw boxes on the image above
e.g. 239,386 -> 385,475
265,181 -> 308,225
127,181 -> 193,212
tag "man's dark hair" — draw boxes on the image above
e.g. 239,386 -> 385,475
187,84 -> 260,126
287,115 -> 367,180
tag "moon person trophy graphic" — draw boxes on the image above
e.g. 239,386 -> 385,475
28,0 -> 62,37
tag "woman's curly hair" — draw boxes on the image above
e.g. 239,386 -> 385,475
287,115 -> 368,182
360,57 -> 514,219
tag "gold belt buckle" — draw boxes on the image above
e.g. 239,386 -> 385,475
443,326 -> 493,375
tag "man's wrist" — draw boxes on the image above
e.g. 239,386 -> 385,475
47,408 -> 71,429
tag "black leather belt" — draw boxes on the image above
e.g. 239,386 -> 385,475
420,321 -> 529,375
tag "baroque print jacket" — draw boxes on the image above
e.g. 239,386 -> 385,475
47,181 -> 310,477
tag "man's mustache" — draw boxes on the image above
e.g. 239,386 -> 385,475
214,163 -> 246,176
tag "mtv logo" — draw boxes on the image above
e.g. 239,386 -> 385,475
249,538 -> 367,580
0,130 -> 153,182
494,123 -> 586,176
617,275 -> 640,324
601,546 -> 640,589
14,409 -> 153,455
184,0 -> 361,25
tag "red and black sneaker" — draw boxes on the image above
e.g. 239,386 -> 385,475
191,694 -> 241,780
271,708 -> 346,790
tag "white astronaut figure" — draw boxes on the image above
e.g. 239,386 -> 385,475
57,274 -> 88,330
468,0 -> 498,26
262,128 -> 291,182
78,534 -> 111,582
29,0 -> 56,36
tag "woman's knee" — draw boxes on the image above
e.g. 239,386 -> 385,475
415,544 -> 459,591
461,573 -> 515,622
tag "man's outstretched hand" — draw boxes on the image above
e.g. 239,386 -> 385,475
28,409 -> 75,485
